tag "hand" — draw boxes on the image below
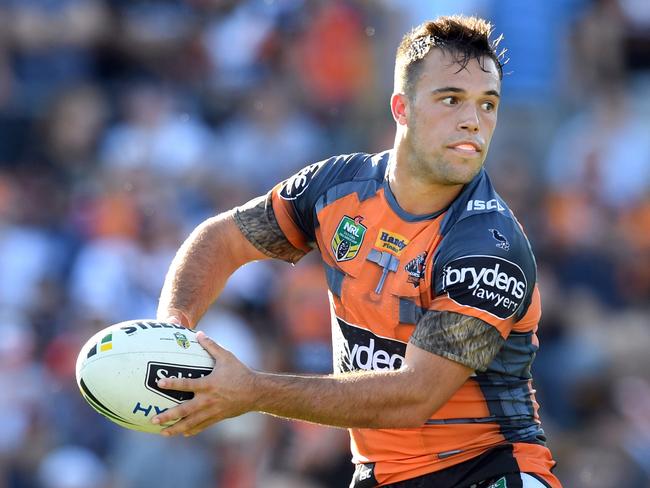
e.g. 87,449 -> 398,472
151,331 -> 258,436
158,308 -> 192,328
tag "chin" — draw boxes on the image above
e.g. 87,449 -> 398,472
438,165 -> 482,185
450,160 -> 484,183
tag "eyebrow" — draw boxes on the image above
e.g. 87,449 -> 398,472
431,87 -> 501,98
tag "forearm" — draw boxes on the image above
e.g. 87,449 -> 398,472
157,211 -> 260,327
251,367 -> 435,429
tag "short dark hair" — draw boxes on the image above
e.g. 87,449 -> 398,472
395,15 -> 506,97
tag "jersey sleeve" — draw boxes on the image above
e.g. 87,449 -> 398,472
430,212 -> 537,338
268,155 -> 353,257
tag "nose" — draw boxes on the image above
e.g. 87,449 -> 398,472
457,107 -> 480,133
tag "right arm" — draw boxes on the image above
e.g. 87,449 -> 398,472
157,194 -> 306,328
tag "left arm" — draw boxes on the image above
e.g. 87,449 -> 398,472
154,332 -> 470,435
152,311 -> 502,436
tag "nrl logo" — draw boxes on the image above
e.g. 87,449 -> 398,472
405,252 -> 427,287
331,215 -> 366,262
174,332 -> 190,349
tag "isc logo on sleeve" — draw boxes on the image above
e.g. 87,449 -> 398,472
466,199 -> 505,212
441,255 -> 527,319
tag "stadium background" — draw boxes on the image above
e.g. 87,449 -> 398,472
1,0 -> 649,486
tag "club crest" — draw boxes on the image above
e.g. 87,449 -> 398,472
489,228 -> 510,251
405,252 -> 427,287
331,216 -> 366,262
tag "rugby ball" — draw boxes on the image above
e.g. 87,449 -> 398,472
75,320 -> 214,434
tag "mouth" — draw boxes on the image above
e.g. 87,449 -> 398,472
447,141 -> 483,156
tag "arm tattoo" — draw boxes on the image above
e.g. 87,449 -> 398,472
233,192 -> 307,264
410,311 -> 504,371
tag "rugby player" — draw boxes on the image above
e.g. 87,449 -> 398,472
152,15 -> 562,488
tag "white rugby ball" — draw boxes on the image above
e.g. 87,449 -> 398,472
75,320 -> 214,434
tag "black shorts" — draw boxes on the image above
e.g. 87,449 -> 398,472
351,444 -> 559,488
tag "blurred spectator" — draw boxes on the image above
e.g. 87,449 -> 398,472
100,82 -> 216,179
217,80 -> 327,194
289,1 -> 373,109
200,0 -> 282,94
40,84 -> 108,180
545,82 -> 650,209
38,445 -> 110,488
4,0 -> 109,115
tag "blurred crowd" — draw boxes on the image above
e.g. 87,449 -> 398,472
0,0 -> 649,487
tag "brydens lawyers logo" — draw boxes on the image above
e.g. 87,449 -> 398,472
331,215 -> 367,261
441,255 -> 527,319
279,162 -> 322,200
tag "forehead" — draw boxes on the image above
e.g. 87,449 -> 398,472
416,48 -> 500,94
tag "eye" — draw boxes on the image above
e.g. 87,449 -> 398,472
481,101 -> 496,112
441,96 -> 460,106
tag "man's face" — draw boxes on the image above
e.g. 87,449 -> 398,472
403,48 -> 501,185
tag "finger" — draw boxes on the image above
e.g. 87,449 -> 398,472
169,410 -> 216,436
151,399 -> 196,426
196,331 -> 227,357
162,406 -> 218,437
156,375 -> 203,392
186,417 -> 218,437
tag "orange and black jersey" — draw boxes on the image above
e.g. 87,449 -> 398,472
235,150 -> 559,487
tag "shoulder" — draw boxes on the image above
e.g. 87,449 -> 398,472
276,151 -> 390,204
436,169 -> 534,267
432,171 -> 536,321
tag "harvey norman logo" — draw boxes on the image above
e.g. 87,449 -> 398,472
374,229 -> 409,255
441,255 -> 527,319
334,318 -> 406,373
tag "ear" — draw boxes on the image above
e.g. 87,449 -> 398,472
390,92 -> 409,126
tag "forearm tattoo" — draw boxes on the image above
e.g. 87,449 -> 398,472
233,192 -> 307,263
410,311 -> 504,371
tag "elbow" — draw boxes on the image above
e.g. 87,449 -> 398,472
405,405 -> 438,428
388,399 -> 444,429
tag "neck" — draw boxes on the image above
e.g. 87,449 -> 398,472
388,146 -> 465,216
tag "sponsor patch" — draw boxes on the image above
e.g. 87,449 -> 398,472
466,199 -> 505,212
352,463 -> 377,488
405,251 -> 427,287
334,318 -> 406,373
279,162 -> 322,200
374,229 -> 409,255
441,255 -> 527,319
489,228 -> 510,251
145,362 -> 213,403
331,215 -> 367,261
174,332 -> 190,349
